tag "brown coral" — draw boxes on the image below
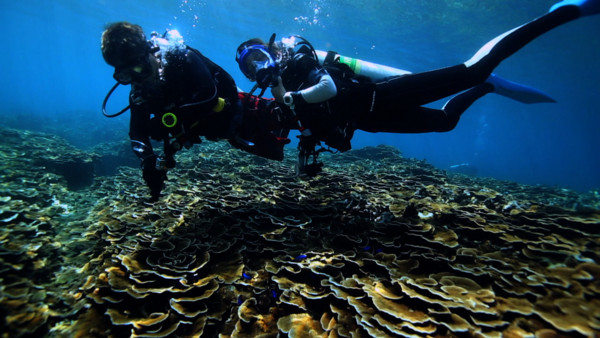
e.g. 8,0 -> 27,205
1,129 -> 599,337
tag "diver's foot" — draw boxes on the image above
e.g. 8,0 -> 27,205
550,0 -> 600,17
486,74 -> 556,104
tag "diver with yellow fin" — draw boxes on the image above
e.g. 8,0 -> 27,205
236,0 -> 599,176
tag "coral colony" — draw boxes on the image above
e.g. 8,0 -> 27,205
1,127 -> 599,337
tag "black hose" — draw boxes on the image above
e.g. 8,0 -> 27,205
102,82 -> 130,118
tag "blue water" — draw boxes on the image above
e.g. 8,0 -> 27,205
1,0 -> 599,191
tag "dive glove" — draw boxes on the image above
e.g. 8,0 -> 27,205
142,155 -> 168,202
283,92 -> 306,107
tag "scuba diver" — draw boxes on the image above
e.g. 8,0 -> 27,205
101,22 -> 295,201
236,0 -> 600,176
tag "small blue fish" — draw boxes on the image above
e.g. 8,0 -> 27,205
271,290 -> 278,298
295,254 -> 307,260
237,296 -> 243,305
242,273 -> 251,280
363,246 -> 371,251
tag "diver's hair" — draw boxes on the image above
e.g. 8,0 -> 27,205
101,22 -> 149,67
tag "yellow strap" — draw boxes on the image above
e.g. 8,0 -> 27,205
212,97 -> 226,112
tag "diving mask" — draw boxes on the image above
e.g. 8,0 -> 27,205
236,45 -> 279,88
113,54 -> 153,84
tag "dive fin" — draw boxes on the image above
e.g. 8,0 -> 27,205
486,74 -> 556,104
550,0 -> 600,17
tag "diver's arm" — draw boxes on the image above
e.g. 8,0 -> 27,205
282,68 -> 337,106
295,73 -> 337,103
129,104 -> 167,201
129,105 -> 155,160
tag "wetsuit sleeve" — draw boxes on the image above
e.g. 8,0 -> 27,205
298,73 -> 337,103
287,53 -> 337,103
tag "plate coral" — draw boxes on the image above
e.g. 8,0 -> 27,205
1,127 -> 599,337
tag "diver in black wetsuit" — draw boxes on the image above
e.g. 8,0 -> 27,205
101,22 -> 292,201
235,0 -> 600,176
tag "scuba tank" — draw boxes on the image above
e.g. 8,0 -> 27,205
279,35 -> 411,80
315,50 -> 411,81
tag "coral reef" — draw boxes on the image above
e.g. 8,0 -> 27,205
90,139 -> 140,176
0,128 -> 97,190
1,127 -> 599,337
0,128 -> 101,336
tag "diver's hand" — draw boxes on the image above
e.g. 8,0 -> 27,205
143,167 -> 167,202
283,91 -> 304,108
142,155 -> 168,202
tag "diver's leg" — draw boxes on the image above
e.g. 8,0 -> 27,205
464,5 -> 580,71
366,76 -> 557,134
356,105 -> 460,133
377,5 -> 583,107
440,84 -> 494,130
373,65 -> 475,108
357,84 -> 492,134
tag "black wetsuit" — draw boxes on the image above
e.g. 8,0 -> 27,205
281,6 -> 580,148
128,46 -> 239,162
355,6 -> 580,134
279,50 -> 358,152
127,44 -> 297,199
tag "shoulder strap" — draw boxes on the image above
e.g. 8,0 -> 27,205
324,50 -> 337,65
292,35 -> 319,62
